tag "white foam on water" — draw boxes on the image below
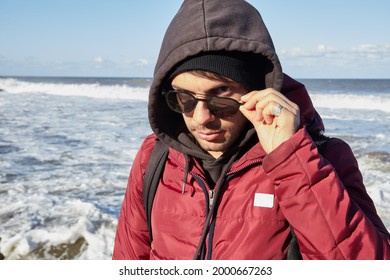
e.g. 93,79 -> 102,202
0,78 -> 149,101
310,92 -> 390,113
0,195 -> 117,259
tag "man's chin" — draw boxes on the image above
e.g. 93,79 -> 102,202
198,141 -> 227,154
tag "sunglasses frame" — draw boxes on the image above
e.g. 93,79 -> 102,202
163,89 -> 244,119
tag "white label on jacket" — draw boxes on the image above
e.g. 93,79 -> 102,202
254,193 -> 274,208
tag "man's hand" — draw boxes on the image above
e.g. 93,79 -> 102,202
239,88 -> 300,154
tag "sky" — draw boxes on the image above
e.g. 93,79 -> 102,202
1,0 -> 389,79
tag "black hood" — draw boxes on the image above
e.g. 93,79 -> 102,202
148,0 -> 284,159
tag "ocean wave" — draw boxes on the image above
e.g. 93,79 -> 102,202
310,92 -> 390,113
0,199 -> 117,260
0,78 -> 150,101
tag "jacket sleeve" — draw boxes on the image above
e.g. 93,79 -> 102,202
112,134 -> 156,259
263,127 -> 390,259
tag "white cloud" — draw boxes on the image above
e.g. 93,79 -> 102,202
125,58 -> 150,67
316,44 -> 336,53
278,43 -> 390,78
280,45 -> 337,58
353,44 -> 377,52
94,56 -> 104,64
280,43 -> 390,61
136,58 -> 149,66
280,47 -> 306,57
351,44 -> 390,60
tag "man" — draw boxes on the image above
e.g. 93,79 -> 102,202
113,0 -> 390,259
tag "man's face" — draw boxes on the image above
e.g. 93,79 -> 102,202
171,72 -> 249,158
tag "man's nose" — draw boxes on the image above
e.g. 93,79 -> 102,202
191,100 -> 215,124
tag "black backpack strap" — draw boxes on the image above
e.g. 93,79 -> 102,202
286,130 -> 330,259
287,227 -> 303,260
311,132 -> 330,154
142,138 -> 169,243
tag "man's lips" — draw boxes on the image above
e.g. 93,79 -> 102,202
196,131 -> 222,141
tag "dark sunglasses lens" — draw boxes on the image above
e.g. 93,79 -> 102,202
165,91 -> 196,113
209,97 -> 240,118
164,91 -> 241,118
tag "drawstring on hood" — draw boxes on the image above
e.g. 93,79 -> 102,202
182,154 -> 190,195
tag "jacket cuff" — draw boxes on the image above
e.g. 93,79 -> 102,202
262,127 -> 310,173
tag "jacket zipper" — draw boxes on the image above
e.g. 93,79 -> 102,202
206,158 -> 264,259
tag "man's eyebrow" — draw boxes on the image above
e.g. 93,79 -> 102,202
205,85 -> 230,93
172,81 -> 240,94
205,82 -> 242,94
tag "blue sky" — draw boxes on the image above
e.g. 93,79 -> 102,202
1,0 -> 389,78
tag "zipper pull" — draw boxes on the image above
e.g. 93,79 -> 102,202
209,189 -> 215,209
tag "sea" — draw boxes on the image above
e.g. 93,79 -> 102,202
0,76 -> 389,260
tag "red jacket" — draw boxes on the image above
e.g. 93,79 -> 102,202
113,74 -> 390,259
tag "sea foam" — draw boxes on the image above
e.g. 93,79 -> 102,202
0,78 -> 150,101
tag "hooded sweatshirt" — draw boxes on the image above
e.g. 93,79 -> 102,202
113,0 -> 390,259
150,0 -> 286,156
148,0 -> 323,184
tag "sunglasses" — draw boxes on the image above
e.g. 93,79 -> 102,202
163,89 -> 244,119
